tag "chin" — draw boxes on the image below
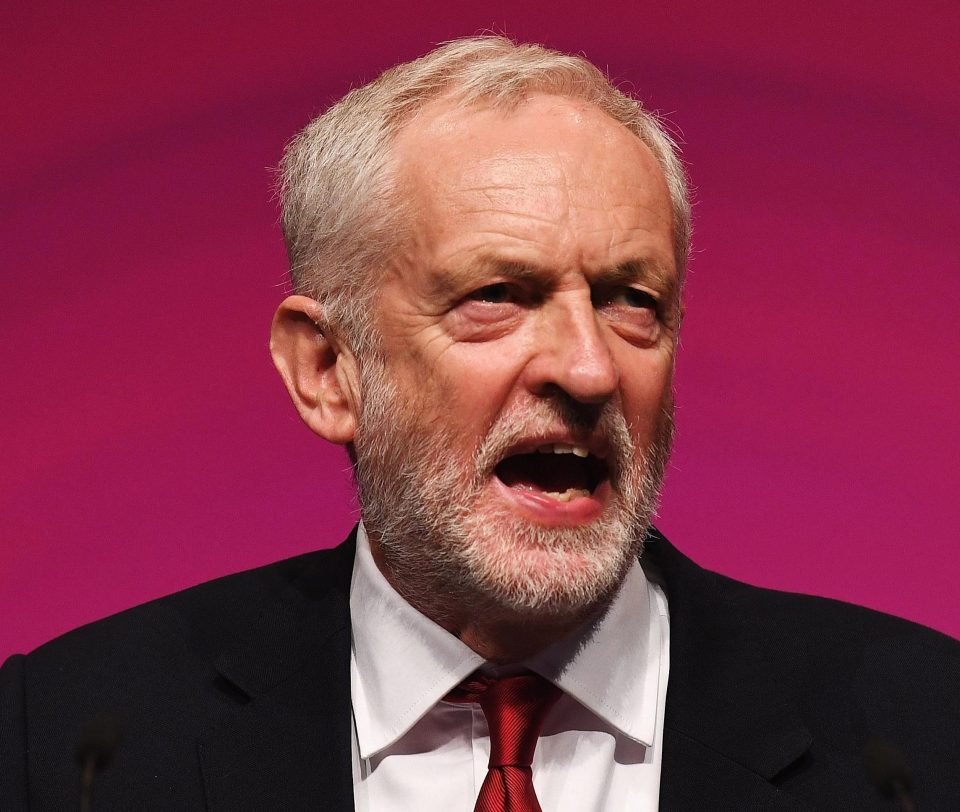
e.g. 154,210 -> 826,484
450,504 -> 644,617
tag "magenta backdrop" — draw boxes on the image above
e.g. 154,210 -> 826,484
3,1 -> 959,659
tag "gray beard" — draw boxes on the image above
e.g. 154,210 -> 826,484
352,358 -> 674,625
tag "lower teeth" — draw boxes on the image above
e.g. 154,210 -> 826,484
542,488 -> 591,502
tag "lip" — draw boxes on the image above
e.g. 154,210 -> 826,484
492,476 -> 611,527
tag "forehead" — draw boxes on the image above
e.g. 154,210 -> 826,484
389,93 -> 676,277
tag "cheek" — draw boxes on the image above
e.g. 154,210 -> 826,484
440,345 -> 527,399
404,354 -> 510,434
618,355 -> 674,434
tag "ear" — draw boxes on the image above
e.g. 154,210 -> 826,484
269,295 -> 361,444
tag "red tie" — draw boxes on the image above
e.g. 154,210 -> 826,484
447,672 -> 562,812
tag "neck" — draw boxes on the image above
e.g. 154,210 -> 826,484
450,612 -> 599,664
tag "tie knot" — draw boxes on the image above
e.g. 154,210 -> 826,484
448,672 -> 561,768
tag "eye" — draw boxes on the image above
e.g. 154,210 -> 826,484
448,281 -> 526,342
595,285 -> 664,345
610,287 -> 659,311
467,283 -> 514,304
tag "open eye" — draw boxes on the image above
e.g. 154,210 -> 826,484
448,281 -> 527,342
595,285 -> 664,345
609,287 -> 659,311
467,283 -> 514,304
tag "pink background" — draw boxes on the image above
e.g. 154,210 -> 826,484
3,1 -> 959,659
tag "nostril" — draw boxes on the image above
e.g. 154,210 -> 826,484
534,382 -> 611,409
559,357 -> 619,404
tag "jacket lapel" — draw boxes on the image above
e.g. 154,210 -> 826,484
659,728 -> 815,811
198,535 -> 357,812
644,529 -> 817,811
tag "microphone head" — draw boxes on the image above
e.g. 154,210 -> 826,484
74,713 -> 122,771
863,736 -> 913,798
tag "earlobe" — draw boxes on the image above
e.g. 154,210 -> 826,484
269,295 -> 359,444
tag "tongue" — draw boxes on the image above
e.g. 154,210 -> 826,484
495,453 -> 592,493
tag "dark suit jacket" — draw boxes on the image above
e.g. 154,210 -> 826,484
2,528 -> 958,810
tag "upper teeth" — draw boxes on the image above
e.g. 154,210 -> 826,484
537,443 -> 589,457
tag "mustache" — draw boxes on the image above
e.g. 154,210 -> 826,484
471,397 -> 635,488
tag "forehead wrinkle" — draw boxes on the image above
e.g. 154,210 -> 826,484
454,151 -> 573,210
451,207 -> 570,231
450,182 -> 570,222
393,95 -> 677,298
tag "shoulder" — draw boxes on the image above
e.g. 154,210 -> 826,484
15,539 -> 355,680
645,526 -> 960,713
647,529 -> 960,805
645,525 -> 959,669
710,554 -> 958,674
0,538 -> 356,811
725,568 -> 960,721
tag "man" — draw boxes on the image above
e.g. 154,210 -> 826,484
2,36 -> 958,811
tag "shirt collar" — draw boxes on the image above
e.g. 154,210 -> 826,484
350,523 -> 665,757
527,556 -> 663,746
350,524 -> 485,758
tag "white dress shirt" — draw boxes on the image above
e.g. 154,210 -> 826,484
349,523 -> 670,811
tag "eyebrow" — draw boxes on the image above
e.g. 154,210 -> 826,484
433,256 -> 678,302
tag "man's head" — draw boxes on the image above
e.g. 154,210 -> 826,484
271,37 -> 688,646
277,36 -> 690,354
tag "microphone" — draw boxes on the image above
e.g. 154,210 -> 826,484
74,713 -> 122,812
863,737 -> 917,812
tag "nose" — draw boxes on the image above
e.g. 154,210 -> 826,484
523,295 -> 619,405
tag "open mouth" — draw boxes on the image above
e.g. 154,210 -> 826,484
494,443 -> 608,503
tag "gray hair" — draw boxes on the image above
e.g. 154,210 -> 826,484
279,35 -> 691,353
